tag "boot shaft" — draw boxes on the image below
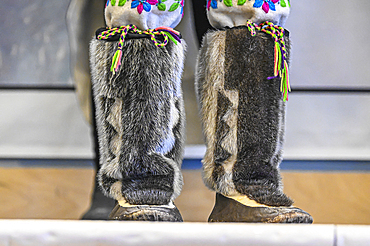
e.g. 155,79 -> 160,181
196,27 -> 293,206
90,33 -> 186,205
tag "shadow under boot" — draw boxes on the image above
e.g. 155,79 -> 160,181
81,179 -> 116,220
195,27 -> 312,223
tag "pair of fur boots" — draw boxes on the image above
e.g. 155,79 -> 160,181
89,0 -> 312,223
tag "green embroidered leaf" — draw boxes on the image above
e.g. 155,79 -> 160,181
281,0 -> 286,7
169,2 -> 180,11
287,0 -> 291,7
118,0 -> 126,6
158,3 -> 166,11
111,0 -> 116,6
224,0 -> 233,7
238,0 -> 246,5
162,0 -> 167,2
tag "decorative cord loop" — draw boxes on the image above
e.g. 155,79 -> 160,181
97,24 -> 181,74
246,20 -> 290,101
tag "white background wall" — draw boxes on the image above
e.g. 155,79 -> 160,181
0,91 -> 93,158
1,1 -> 370,160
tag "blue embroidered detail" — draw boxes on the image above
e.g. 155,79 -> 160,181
253,0 -> 279,13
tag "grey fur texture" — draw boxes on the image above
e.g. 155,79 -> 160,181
195,27 -> 293,207
90,37 -> 186,205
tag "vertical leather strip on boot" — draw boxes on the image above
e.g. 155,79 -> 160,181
196,30 -> 239,195
196,31 -> 226,192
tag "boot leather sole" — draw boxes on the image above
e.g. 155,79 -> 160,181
109,202 -> 183,222
208,193 -> 313,223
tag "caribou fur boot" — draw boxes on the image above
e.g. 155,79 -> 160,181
88,0 -> 186,222
90,33 -> 186,221
195,0 -> 313,223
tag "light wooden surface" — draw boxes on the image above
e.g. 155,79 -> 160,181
177,170 -> 214,222
0,167 -> 93,219
0,167 -> 369,224
282,172 -> 370,225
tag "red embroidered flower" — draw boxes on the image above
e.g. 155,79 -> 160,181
131,0 -> 159,14
253,0 -> 279,13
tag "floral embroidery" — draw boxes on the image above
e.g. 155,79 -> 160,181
180,0 -> 185,15
131,0 -> 158,14
206,0 -> 290,9
253,0 -> 279,13
110,0 -> 185,14
207,0 -> 222,10
157,0 -> 167,11
118,0 -> 127,6
108,0 -> 127,7
169,0 -> 184,15
280,0 -> 290,8
223,0 -> 233,7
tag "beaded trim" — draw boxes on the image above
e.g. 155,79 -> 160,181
97,24 -> 181,74
246,20 -> 290,101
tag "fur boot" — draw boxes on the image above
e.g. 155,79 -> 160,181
195,26 -> 312,223
90,30 -> 186,221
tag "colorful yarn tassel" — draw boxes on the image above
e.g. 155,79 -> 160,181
97,25 -> 181,74
111,49 -> 123,72
246,20 -> 291,101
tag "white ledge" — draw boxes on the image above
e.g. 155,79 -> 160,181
0,220 -> 369,246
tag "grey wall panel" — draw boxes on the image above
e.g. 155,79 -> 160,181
0,0 -> 72,85
0,92 -> 93,158
176,1 -> 204,145
286,1 -> 370,88
284,94 -> 370,159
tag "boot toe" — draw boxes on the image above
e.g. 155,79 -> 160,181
109,203 -> 183,222
208,193 -> 313,224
